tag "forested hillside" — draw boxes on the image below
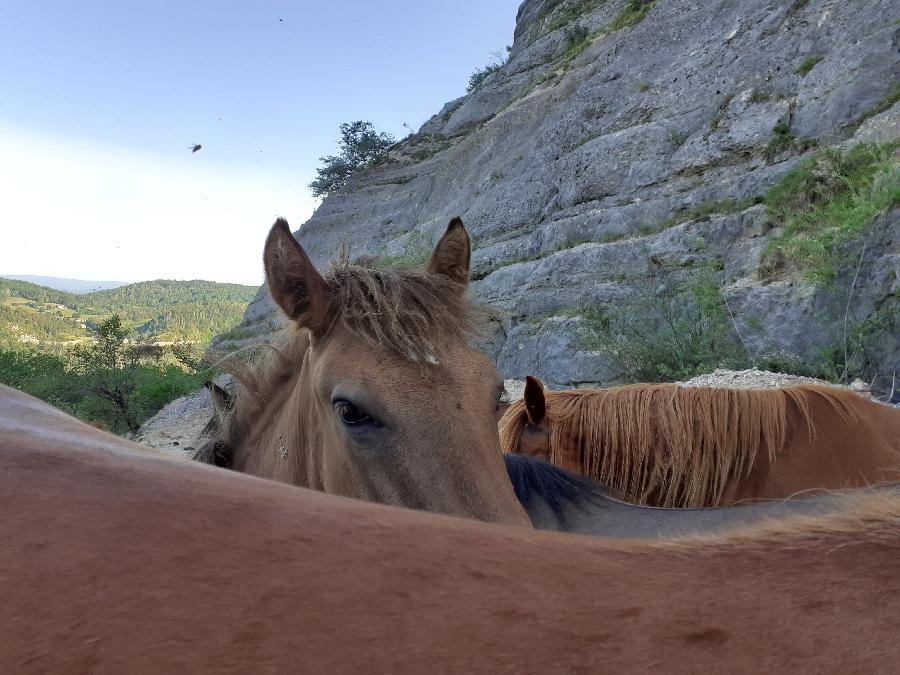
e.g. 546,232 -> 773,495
0,278 -> 257,348
0,277 -> 255,434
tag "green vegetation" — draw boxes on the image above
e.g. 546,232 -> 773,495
213,325 -> 259,343
748,89 -> 770,103
795,55 -> 823,76
514,0 -> 657,107
544,0 -> 605,32
408,134 -> 454,161
769,120 -> 795,157
0,278 -> 256,349
607,0 -> 655,32
309,121 -> 395,197
667,128 -> 687,148
573,265 -> 750,382
0,315 -> 213,433
566,0 -> 656,62
468,50 -> 508,92
853,82 -> 900,127
709,93 -> 734,131
563,24 -> 592,61
564,259 -> 894,384
760,141 -> 900,283
764,121 -> 817,162
374,231 -> 432,269
640,197 -> 760,236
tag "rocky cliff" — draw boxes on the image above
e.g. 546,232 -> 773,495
219,0 -> 899,391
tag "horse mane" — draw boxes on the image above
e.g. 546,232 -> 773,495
499,383 -> 862,508
193,263 -> 483,465
657,490 -> 900,553
504,453 -> 608,524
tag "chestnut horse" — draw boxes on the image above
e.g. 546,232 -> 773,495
501,376 -> 900,507
2,384 -> 899,673
194,217 -> 528,525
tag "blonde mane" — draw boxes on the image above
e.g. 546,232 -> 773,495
499,383 -> 861,508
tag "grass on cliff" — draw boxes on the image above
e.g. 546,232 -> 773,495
760,141 -> 900,283
571,265 -> 752,382
795,55 -> 823,76
853,82 -> 900,128
374,231 -> 432,269
543,0 -> 606,32
562,259 -> 892,384
514,1 -> 657,106
607,0 -> 656,32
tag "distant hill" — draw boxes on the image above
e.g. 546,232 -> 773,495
0,278 -> 257,349
1,275 -> 127,294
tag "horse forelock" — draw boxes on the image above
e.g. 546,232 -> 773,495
501,383 -> 868,508
324,264 -> 483,361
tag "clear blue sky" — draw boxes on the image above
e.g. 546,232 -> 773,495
0,1 -> 520,284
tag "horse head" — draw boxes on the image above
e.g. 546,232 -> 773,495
199,217 -> 530,526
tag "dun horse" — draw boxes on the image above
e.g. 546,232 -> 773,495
2,385 -> 899,673
501,376 -> 900,507
195,217 -> 529,525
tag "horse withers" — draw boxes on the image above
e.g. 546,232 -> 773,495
505,453 -> 900,537
2,384 -> 899,673
501,375 -> 900,507
196,217 -> 529,525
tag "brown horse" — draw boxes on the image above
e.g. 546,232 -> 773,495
194,217 -> 529,525
500,376 -> 900,507
3,384 -> 899,673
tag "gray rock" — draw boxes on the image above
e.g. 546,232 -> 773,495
224,0 -> 900,387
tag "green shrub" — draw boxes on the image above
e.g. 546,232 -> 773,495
668,128 -> 688,148
748,89 -> 770,103
309,121 -> 395,197
607,0 -> 656,32
709,93 -> 734,131
855,82 -> 900,127
575,266 -> 749,382
764,121 -> 795,160
546,0 -> 605,32
0,338 -> 213,434
644,197 -> 758,235
565,24 -> 590,50
374,231 -> 432,269
795,55 -> 823,76
760,141 -> 900,282
467,51 -> 507,92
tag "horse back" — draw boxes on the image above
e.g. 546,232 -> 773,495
721,388 -> 900,503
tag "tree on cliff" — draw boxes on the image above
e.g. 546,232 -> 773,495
309,121 -> 395,197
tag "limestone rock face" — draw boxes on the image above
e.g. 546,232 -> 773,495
218,0 -> 899,389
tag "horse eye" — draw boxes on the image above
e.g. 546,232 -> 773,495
333,399 -> 373,427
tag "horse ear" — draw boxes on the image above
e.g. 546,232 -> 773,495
205,380 -> 233,415
524,376 -> 546,426
263,218 -> 331,331
427,216 -> 471,286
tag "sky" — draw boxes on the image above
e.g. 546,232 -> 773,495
0,1 -> 520,285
